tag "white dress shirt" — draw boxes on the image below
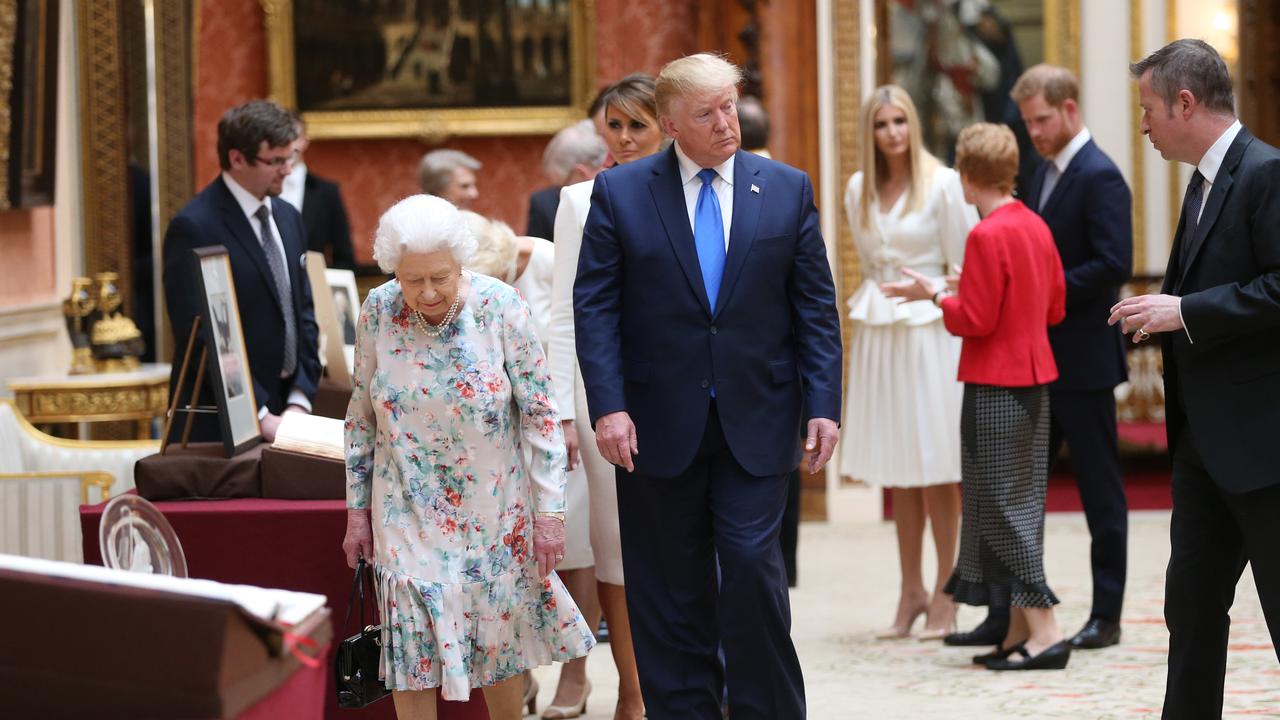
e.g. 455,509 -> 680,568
280,161 -> 307,213
674,142 -> 734,249
1041,127 -> 1092,209
1194,119 -> 1242,223
221,172 -> 311,414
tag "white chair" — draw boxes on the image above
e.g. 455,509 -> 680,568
0,400 -> 158,562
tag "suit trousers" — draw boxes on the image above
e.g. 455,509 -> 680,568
1163,428 -> 1280,719
616,401 -> 805,720
1048,388 -> 1128,621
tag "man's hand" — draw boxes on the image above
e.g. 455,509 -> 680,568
562,419 -> 580,471
260,412 -> 283,442
595,411 -> 638,472
1109,294 -> 1183,343
804,418 -> 839,474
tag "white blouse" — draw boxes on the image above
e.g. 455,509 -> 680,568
512,236 -> 555,351
844,166 -> 978,326
547,180 -> 594,422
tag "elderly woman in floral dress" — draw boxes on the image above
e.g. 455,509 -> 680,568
342,194 -> 595,720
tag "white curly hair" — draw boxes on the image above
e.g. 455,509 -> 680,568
371,194 -> 477,274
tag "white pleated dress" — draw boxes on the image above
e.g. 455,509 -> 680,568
839,167 -> 978,488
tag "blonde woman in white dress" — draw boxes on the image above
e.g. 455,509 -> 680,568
462,212 -> 600,717
841,85 -> 979,639
547,74 -> 662,720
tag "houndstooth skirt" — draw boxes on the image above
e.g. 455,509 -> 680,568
945,383 -> 1060,609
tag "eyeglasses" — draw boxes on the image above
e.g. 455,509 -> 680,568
251,149 -> 299,168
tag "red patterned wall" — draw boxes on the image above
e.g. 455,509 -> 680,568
193,0 -> 699,265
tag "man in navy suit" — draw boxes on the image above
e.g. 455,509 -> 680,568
163,100 -> 321,443
1015,64 -> 1133,650
574,54 -> 842,719
1115,39 -> 1280,719
280,115 -> 355,270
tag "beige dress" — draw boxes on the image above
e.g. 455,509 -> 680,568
548,179 -> 625,585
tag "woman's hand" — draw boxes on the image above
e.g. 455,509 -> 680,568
342,509 -> 373,569
881,267 -> 941,303
562,419 -> 580,471
532,514 -> 566,579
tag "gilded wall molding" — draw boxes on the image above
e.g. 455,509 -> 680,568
1130,0 -> 1145,272
833,0 -> 860,494
151,0 -> 196,360
0,0 -> 17,212
1045,0 -> 1082,80
76,0 -> 131,312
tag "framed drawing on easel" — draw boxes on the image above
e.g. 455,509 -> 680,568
192,246 -> 262,456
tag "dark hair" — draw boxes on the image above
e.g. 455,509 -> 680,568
598,73 -> 658,125
216,100 -> 298,170
737,95 -> 770,150
1129,39 -> 1235,116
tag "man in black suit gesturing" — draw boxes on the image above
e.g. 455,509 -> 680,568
163,100 -> 321,443
1014,64 -> 1132,650
1113,39 -> 1280,719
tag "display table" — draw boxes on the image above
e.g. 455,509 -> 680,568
81,497 -> 489,720
9,362 -> 170,439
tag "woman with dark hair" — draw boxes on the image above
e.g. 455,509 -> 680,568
883,122 -> 1071,671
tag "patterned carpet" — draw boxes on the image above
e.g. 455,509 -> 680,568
532,511 -> 1277,719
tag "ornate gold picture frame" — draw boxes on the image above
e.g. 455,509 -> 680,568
263,0 -> 596,140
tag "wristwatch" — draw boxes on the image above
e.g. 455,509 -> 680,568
536,511 -> 566,523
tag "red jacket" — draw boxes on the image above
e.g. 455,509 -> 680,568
940,201 -> 1066,387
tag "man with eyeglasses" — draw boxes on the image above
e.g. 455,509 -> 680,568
163,99 -> 321,443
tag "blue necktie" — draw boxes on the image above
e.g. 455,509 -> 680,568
694,168 -> 726,312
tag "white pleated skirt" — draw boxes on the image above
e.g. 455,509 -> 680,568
839,318 -> 963,488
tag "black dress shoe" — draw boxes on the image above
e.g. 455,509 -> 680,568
986,641 -> 1071,671
972,643 -> 1019,666
943,617 -> 1009,646
1069,617 -> 1121,649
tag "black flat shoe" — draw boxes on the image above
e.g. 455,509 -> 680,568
972,643 -> 1019,666
1069,617 -> 1121,649
944,617 -> 1010,647
986,641 -> 1071,671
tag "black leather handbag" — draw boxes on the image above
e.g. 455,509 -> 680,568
335,558 -> 391,708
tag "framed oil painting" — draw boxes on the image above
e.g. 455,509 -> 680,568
875,0 -> 1078,186
264,0 -> 596,139
192,246 -> 262,457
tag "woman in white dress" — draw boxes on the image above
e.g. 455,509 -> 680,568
546,74 -> 662,720
462,211 -> 601,716
840,85 -> 979,639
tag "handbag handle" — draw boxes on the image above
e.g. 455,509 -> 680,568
343,557 -> 373,632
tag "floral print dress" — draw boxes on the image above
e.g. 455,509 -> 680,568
345,273 -> 595,701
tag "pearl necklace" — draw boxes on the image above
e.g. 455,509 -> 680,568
413,294 -> 461,337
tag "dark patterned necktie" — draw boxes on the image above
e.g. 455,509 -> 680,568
254,204 -> 297,376
1178,170 -> 1205,271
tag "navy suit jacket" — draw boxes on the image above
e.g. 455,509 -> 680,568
574,147 -> 843,478
163,177 -> 321,439
301,172 -> 355,270
1162,127 -> 1280,493
526,185 -> 561,241
1024,139 -> 1132,392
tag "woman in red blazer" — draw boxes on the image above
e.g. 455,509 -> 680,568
884,122 -> 1069,671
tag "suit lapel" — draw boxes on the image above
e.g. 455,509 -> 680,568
1040,141 -> 1090,217
716,151 -> 763,319
1024,162 -> 1047,213
648,147 -> 712,316
1176,128 -> 1252,290
215,178 -> 284,316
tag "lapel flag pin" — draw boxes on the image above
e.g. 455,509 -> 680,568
750,184 -> 760,194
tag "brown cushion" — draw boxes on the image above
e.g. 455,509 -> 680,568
260,446 -> 345,500
134,442 -> 265,501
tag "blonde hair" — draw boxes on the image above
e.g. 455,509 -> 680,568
955,123 -> 1019,194
1010,64 -> 1080,108
655,53 -> 743,118
857,85 -> 938,229
460,211 -> 519,282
